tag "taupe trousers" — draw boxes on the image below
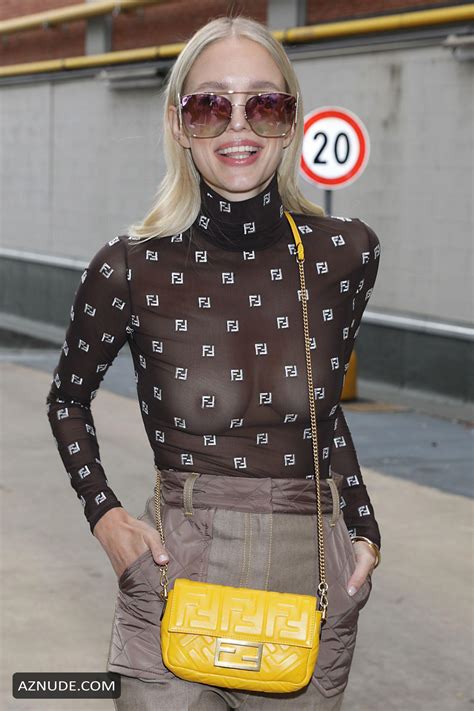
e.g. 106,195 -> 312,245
108,468 -> 372,710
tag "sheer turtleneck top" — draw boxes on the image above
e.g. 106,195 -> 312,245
195,172 -> 288,251
46,171 -> 382,548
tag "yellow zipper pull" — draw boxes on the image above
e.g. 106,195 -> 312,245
284,210 -> 305,262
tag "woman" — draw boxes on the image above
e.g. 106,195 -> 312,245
46,15 -> 381,711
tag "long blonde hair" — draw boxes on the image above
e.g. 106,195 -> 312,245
127,15 -> 324,242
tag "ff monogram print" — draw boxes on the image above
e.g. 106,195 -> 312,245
46,171 -> 381,547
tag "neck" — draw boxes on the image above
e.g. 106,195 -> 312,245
192,172 -> 287,251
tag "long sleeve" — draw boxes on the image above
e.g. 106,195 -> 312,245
330,220 -> 382,548
45,235 -> 132,535
332,404 -> 381,547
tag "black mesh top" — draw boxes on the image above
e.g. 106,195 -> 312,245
46,171 -> 381,548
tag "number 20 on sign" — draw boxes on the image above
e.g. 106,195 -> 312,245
300,106 -> 370,191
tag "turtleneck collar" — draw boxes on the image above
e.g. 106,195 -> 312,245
192,171 -> 288,251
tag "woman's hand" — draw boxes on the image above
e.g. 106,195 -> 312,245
347,540 -> 377,596
92,507 -> 169,579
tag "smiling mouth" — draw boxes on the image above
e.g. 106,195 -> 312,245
216,145 -> 263,159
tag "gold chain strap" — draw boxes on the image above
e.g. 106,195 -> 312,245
285,211 -> 328,621
153,210 -> 328,621
153,471 -> 170,601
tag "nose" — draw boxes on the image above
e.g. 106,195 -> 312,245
227,97 -> 250,132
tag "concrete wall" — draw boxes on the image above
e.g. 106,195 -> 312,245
294,44 -> 473,326
1,78 -> 162,258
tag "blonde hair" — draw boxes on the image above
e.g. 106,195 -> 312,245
127,15 -> 324,242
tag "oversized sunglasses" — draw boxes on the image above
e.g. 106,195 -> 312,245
177,90 -> 299,138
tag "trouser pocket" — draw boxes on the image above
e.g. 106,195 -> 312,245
107,548 -> 171,680
310,511 -> 372,698
107,494 -> 213,681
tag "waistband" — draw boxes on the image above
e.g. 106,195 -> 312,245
156,467 -> 344,524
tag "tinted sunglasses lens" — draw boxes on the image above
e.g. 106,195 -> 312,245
181,94 -> 230,137
246,93 -> 296,137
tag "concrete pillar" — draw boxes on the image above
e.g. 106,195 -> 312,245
267,0 -> 306,30
85,0 -> 112,55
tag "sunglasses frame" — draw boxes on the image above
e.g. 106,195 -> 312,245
177,89 -> 299,139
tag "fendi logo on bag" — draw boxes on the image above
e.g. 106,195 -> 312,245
214,638 -> 263,671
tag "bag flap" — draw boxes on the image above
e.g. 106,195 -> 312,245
164,578 -> 319,649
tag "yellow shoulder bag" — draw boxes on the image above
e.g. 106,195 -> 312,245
155,211 -> 329,693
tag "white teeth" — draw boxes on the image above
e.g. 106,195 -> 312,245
217,145 -> 260,156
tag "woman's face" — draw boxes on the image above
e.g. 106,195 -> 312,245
169,36 -> 296,202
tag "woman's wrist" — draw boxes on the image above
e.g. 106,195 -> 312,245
352,536 -> 381,569
92,505 -> 129,543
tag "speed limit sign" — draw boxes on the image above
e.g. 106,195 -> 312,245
300,106 -> 370,190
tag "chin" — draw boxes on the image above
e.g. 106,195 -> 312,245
212,169 -> 273,193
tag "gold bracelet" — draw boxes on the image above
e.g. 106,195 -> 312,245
352,536 -> 381,569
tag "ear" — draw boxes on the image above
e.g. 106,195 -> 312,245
168,104 -> 192,150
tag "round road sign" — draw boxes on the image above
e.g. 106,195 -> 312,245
300,106 -> 370,189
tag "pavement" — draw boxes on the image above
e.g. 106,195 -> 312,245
1,343 -> 473,711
